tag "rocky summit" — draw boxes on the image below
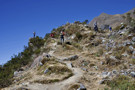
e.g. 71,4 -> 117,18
89,8 -> 135,29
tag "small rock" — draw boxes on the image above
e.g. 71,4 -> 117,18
93,66 -> 98,70
101,61 -> 104,65
89,72 -> 95,75
43,53 -> 51,58
120,70 -> 124,73
70,55 -> 78,60
99,79 -> 110,84
112,70 -> 117,74
110,56 -> 117,60
39,62 -> 43,66
129,46 -> 134,51
129,64 -> 133,66
102,72 -> 111,78
68,63 -> 73,68
13,80 -> 17,83
132,51 -> 135,56
62,55 -> 78,61
132,37 -> 135,42
14,71 -> 18,77
81,67 -> 87,72
122,52 -> 129,57
131,72 -> 135,77
44,68 -> 49,74
77,83 -> 86,90
127,69 -> 132,73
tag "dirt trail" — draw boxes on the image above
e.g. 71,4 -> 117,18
25,52 -> 84,90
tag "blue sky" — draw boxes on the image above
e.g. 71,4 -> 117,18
0,0 -> 135,65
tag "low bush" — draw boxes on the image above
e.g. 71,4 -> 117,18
107,75 -> 135,90
68,84 -> 80,90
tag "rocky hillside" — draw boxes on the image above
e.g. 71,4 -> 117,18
89,8 -> 135,29
1,9 -> 135,90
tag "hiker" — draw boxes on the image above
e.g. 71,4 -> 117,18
94,22 -> 98,32
50,33 -> 54,38
109,26 -> 112,31
60,30 -> 65,44
120,23 -> 124,29
33,32 -> 36,38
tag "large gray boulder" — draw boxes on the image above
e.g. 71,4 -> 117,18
62,55 -> 78,61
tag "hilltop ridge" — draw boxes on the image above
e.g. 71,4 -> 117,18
89,8 -> 135,29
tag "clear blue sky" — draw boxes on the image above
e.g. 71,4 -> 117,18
0,0 -> 135,65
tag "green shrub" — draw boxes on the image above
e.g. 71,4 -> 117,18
34,48 -> 41,55
107,75 -> 135,90
0,35 -> 45,88
29,36 -> 44,48
65,24 -> 81,35
74,32 -> 83,42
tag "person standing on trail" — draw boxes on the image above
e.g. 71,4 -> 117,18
94,21 -> 98,32
60,30 -> 65,44
120,22 -> 124,29
50,33 -> 54,38
109,26 -> 112,31
33,32 -> 36,38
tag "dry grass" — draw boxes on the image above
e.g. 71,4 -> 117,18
63,44 -> 75,50
41,57 -> 55,64
34,72 -> 73,84
47,66 -> 72,75
68,84 -> 80,90
35,57 -> 73,84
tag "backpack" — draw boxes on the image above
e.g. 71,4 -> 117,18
62,32 -> 65,35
